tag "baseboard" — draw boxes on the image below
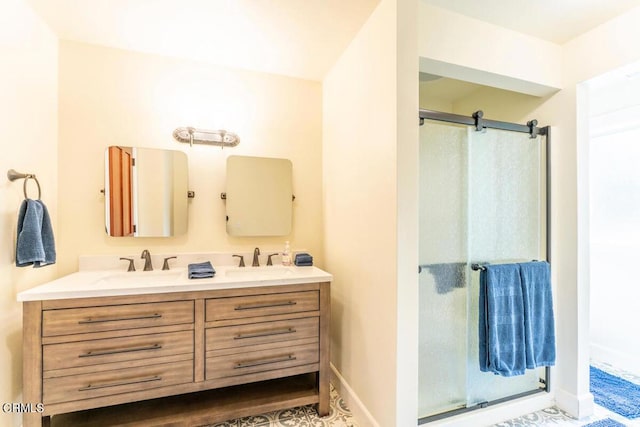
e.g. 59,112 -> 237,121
555,388 -> 594,419
330,364 -> 379,427
590,343 -> 640,376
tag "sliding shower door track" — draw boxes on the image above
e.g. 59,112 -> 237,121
418,366 -> 550,425
418,386 -> 547,424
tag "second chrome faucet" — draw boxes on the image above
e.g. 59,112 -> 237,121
252,247 -> 260,267
141,249 -> 153,271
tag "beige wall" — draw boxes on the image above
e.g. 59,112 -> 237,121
420,81 -> 548,119
323,0 -> 419,425
451,86 -> 548,123
57,41 -> 323,275
0,1 -> 58,426
6,2 -> 640,425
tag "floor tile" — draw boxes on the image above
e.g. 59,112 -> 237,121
201,384 -> 358,427
492,360 -> 640,427
206,360 -> 639,427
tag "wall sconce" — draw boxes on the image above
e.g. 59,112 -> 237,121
173,127 -> 240,148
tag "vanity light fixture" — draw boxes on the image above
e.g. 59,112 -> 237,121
173,127 -> 240,148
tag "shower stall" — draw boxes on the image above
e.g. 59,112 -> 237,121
417,110 -> 550,423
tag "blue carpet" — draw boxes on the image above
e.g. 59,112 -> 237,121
583,418 -> 627,427
590,366 -> 640,419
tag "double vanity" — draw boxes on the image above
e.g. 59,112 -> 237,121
18,254 -> 331,427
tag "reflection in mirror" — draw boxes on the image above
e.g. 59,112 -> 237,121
225,156 -> 293,236
105,147 -> 188,237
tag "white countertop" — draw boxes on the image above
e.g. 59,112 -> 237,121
17,264 -> 332,301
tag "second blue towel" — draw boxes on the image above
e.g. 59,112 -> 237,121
479,261 -> 555,377
519,261 -> 555,369
188,261 -> 215,279
294,253 -> 313,266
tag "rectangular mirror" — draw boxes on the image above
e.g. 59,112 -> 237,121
225,155 -> 293,236
105,146 -> 188,237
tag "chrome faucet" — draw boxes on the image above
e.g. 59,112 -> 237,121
252,247 -> 260,267
141,249 -> 153,271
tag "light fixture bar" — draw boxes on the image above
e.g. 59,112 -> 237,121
173,127 -> 240,147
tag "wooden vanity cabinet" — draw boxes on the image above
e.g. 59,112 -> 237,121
23,282 -> 330,427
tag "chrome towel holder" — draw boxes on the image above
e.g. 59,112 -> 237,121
7,169 -> 42,200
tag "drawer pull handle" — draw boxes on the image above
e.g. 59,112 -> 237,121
79,343 -> 162,358
234,301 -> 297,311
234,328 -> 296,340
78,313 -> 162,324
235,355 -> 296,369
78,375 -> 162,391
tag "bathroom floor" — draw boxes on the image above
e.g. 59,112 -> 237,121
205,361 -> 638,427
493,360 -> 640,427
206,384 -> 359,427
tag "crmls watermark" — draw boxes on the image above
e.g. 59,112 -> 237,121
2,402 -> 44,413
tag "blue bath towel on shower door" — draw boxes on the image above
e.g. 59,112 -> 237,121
479,264 -> 527,377
519,261 -> 556,368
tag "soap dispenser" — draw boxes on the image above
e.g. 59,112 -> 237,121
282,241 -> 292,266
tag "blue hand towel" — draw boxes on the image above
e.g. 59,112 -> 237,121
519,261 -> 556,368
188,261 -> 215,279
16,199 -> 56,268
479,264 -> 526,377
294,253 -> 313,266
423,262 -> 466,294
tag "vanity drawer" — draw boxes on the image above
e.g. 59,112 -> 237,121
43,359 -> 193,404
43,330 -> 193,371
43,301 -> 194,336
205,342 -> 318,380
206,317 -> 318,350
205,291 -> 319,322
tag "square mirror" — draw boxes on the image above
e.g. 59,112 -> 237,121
225,156 -> 293,236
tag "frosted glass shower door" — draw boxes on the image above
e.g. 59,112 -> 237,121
418,120 -> 547,420
418,121 -> 469,417
465,127 -> 547,406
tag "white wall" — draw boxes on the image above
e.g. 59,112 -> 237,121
587,70 -> 640,376
323,0 -> 418,425
0,1 -> 58,426
418,1 -> 640,420
550,6 -> 640,415
418,3 -> 562,97
395,0 -> 420,424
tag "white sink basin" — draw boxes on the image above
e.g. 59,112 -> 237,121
94,270 -> 183,287
224,266 -> 295,279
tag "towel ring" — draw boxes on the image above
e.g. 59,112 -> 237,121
23,176 -> 41,199
7,169 -> 42,200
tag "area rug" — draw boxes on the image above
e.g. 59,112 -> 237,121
590,366 -> 640,419
583,418 -> 627,427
